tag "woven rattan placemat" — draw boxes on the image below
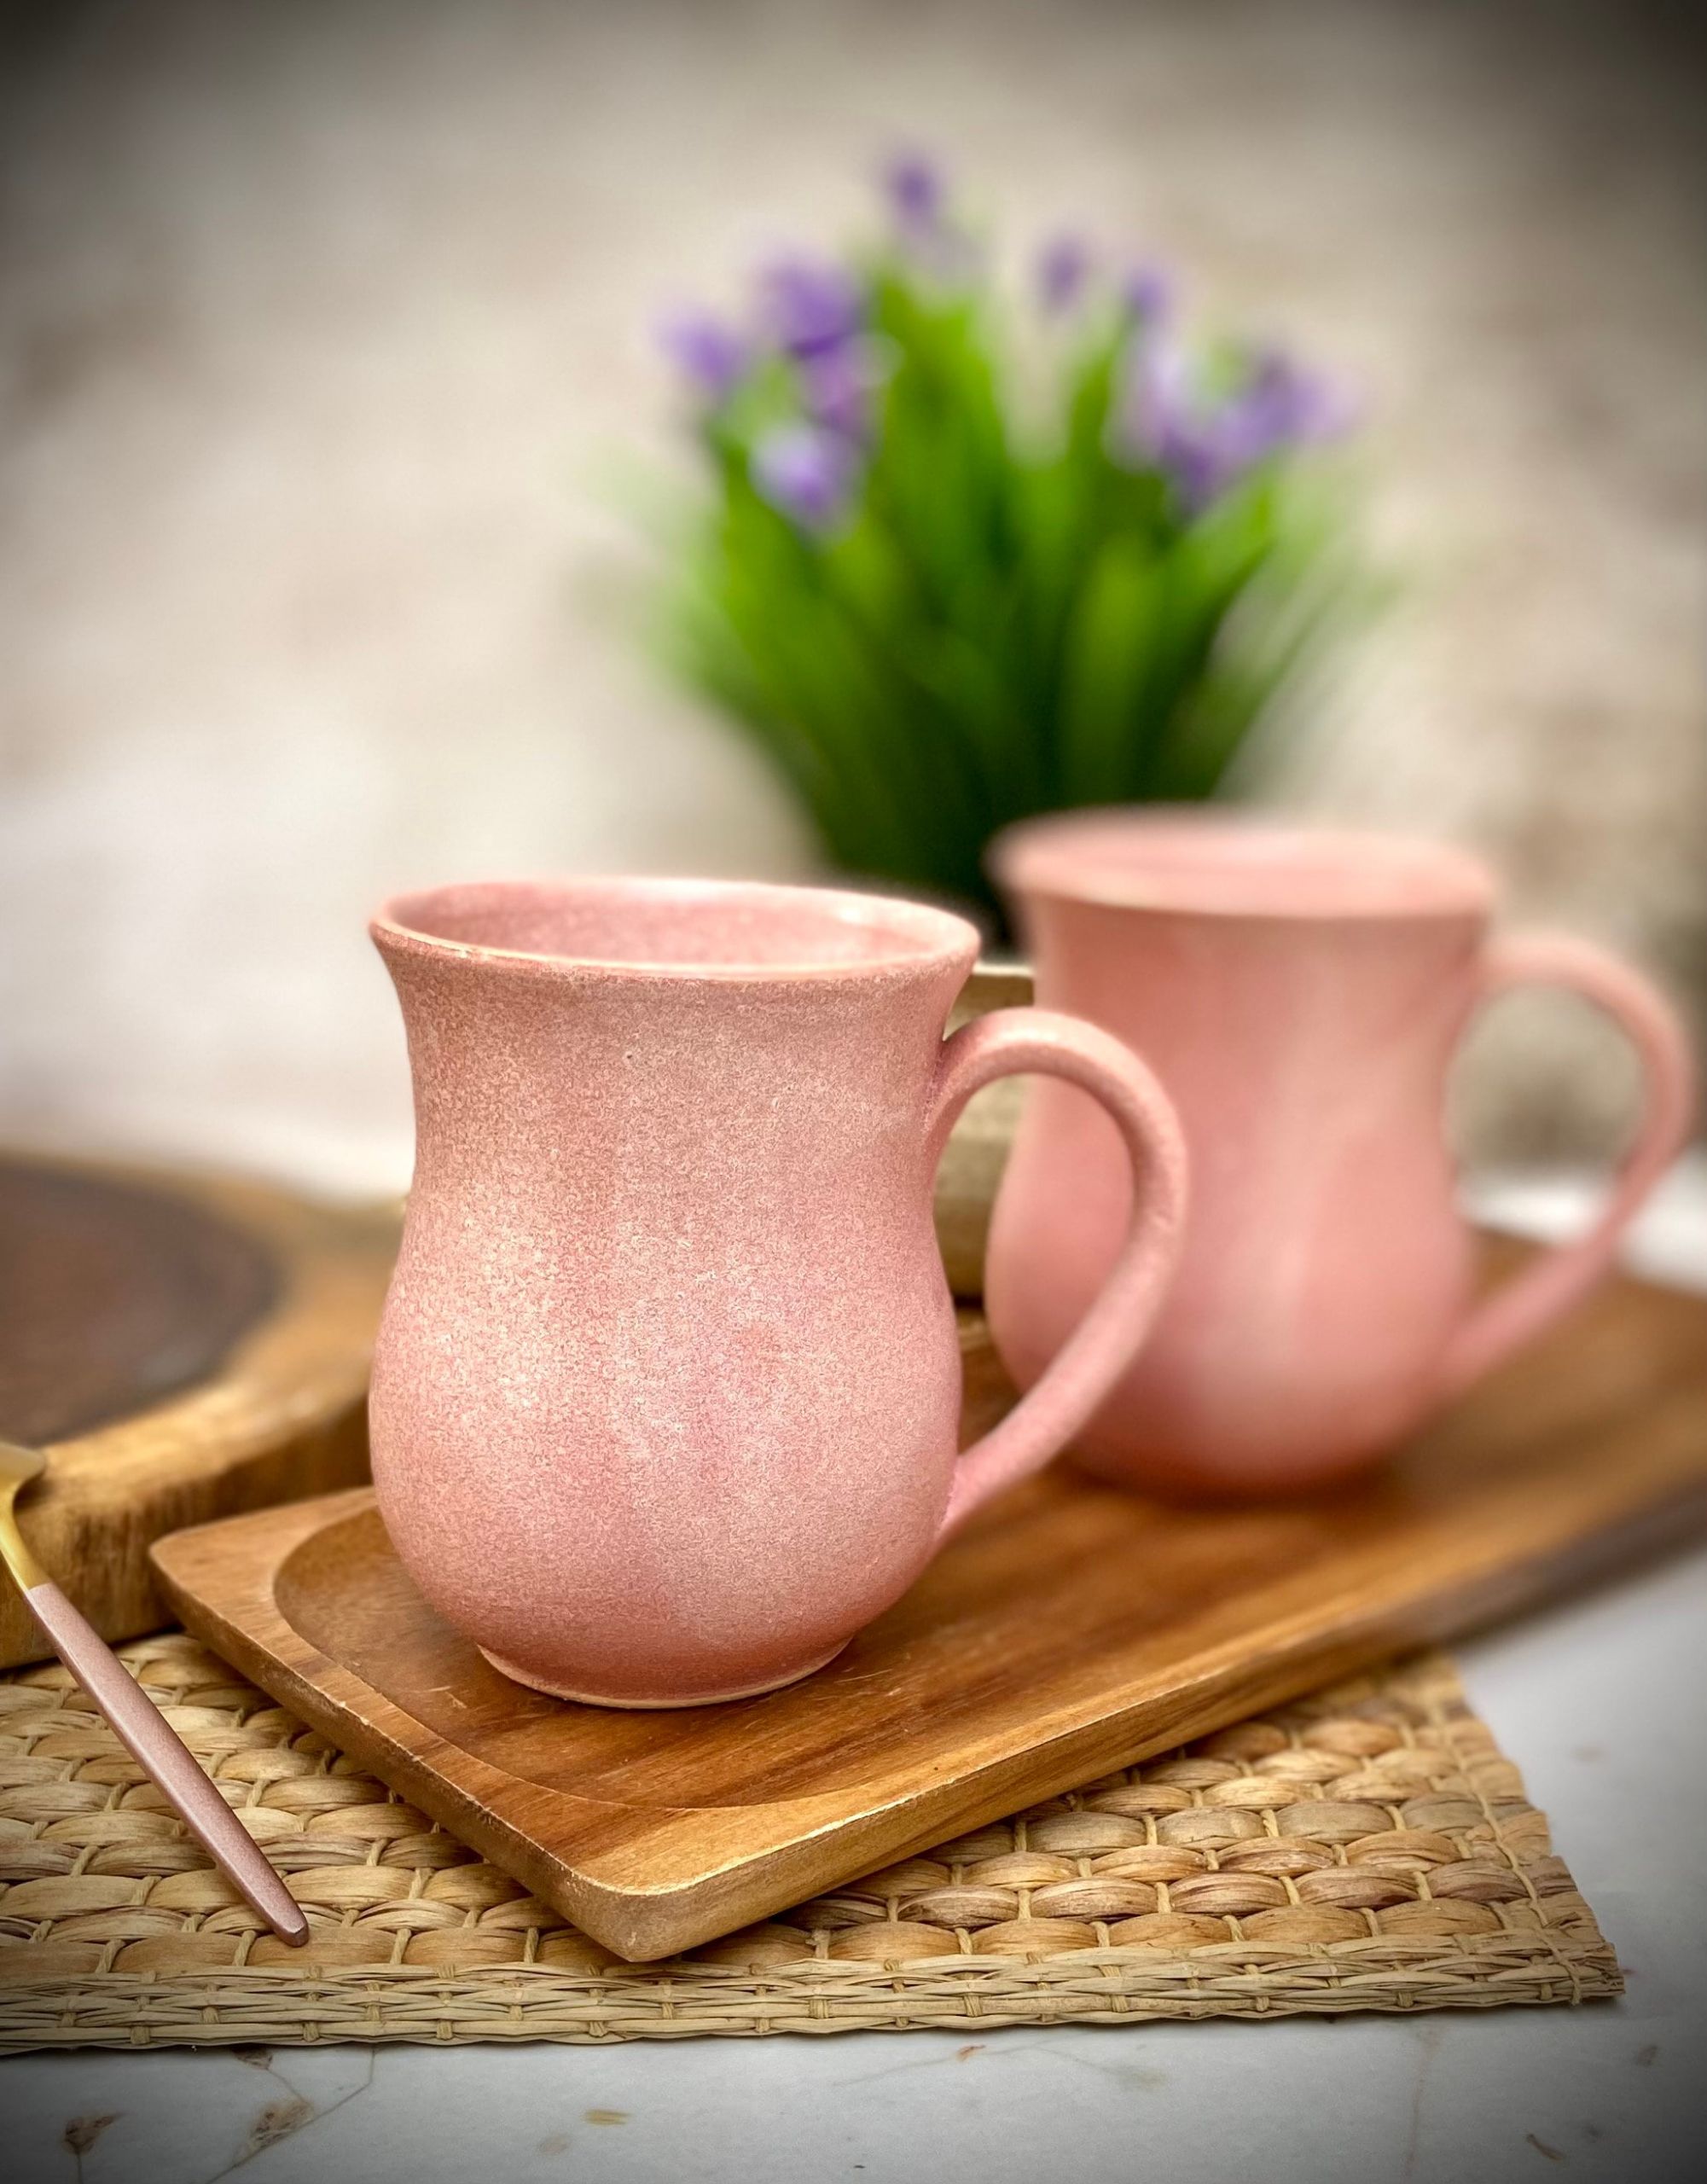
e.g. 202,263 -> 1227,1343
0,1634 -> 1617,2049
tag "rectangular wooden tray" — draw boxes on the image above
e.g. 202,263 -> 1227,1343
151,1256 -> 1707,1962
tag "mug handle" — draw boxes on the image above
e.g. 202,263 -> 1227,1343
926,1008 -> 1188,1538
1438,932 -> 1696,1397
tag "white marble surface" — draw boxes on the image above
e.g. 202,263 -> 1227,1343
9,1165 -> 1707,2183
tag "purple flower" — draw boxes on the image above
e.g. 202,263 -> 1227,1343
1114,339 -> 1238,510
1036,231 -> 1094,316
882,150 -> 978,284
882,149 -> 945,233
1238,346 -> 1355,446
1120,261 -> 1174,325
751,422 -> 860,532
799,343 -> 877,442
1188,349 -> 1351,495
657,308 -> 747,404
1118,335 -> 1192,452
1115,334 -> 1351,510
758,255 -> 865,360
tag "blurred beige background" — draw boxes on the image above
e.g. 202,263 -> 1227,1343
2,0 -> 1704,1196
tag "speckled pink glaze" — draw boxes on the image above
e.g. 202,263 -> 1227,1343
987,811 -> 1697,1497
369,877 -> 1187,1707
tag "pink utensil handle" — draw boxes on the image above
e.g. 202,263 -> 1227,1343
24,1579 -> 310,1947
1440,931 -> 1698,1396
927,1007 -> 1188,1536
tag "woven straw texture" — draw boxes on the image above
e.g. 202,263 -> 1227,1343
0,1634 -> 1617,2049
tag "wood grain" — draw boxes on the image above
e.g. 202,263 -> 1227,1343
0,1157 -> 281,1444
152,1254 -> 1707,1963
1,1153 -> 398,1668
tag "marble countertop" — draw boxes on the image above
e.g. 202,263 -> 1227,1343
11,1165 -> 1707,2184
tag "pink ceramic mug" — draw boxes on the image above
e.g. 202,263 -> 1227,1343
369,877 -> 1187,1706
987,812 -> 1696,1497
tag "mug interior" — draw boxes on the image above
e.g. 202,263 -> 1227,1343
374,877 -> 978,976
991,812 -> 1495,921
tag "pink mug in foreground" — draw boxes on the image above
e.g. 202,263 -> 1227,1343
369,877 -> 1186,1707
986,812 -> 1697,1498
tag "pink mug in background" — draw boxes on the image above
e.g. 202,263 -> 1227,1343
986,812 -> 1696,1498
369,877 -> 1186,1707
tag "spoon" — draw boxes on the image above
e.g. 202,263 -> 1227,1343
0,1438 -> 309,1947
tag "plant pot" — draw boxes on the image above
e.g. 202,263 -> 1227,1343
934,963 -> 1033,1300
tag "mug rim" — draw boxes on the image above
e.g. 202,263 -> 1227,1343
989,809 -> 1497,923
371,874 -> 982,981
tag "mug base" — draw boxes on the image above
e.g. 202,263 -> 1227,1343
477,1643 -> 846,1710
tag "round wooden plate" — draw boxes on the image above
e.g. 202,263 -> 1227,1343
0,1153 -> 398,1669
